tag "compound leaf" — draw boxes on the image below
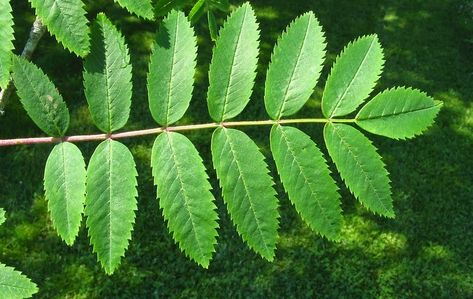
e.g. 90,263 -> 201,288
264,12 -> 326,119
44,142 -> 86,246
356,87 -> 442,139
12,56 -> 70,137
113,0 -> 154,20
84,13 -> 132,133
0,264 -> 38,299
0,0 -> 14,89
0,208 -> 5,226
151,132 -> 218,268
85,140 -> 138,275
207,3 -> 259,121
211,128 -> 279,260
322,35 -> 384,118
324,123 -> 394,217
270,125 -> 342,240
29,0 -> 90,57
147,10 -> 197,126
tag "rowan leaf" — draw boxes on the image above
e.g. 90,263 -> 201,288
29,0 -> 90,57
207,10 -> 218,41
189,0 -> 206,24
85,140 -> 138,275
0,0 -> 14,89
264,12 -> 326,119
147,10 -> 197,126
113,0 -> 154,20
44,142 -> 86,246
151,132 -> 219,268
0,264 -> 38,299
12,56 -> 70,137
207,3 -> 259,121
84,13 -> 132,133
322,35 -> 384,118
356,87 -> 442,139
270,125 -> 342,240
324,123 -> 394,217
211,128 -> 279,260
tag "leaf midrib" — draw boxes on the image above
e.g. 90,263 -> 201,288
60,143 -> 73,240
106,140 -> 113,271
164,13 -> 180,125
356,103 -> 440,121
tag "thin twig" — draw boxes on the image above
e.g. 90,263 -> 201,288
0,118 -> 356,147
0,17 -> 46,114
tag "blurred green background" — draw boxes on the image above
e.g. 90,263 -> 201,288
1,0 -> 473,298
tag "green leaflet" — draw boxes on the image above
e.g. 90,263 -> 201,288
322,35 -> 384,118
85,139 -> 138,274
264,12 -> 326,120
270,125 -> 342,240
0,0 -> 14,89
324,123 -> 394,218
189,0 -> 206,24
0,208 -> 5,226
29,0 -> 90,57
207,3 -> 259,121
12,56 -> 70,137
156,0 -> 191,17
44,142 -> 86,246
113,0 -> 154,20
356,87 -> 442,139
207,10 -> 218,41
0,264 -> 38,299
211,128 -> 279,260
151,132 -> 218,268
84,13 -> 132,133
147,10 -> 197,126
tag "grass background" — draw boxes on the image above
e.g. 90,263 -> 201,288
1,0 -> 473,298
